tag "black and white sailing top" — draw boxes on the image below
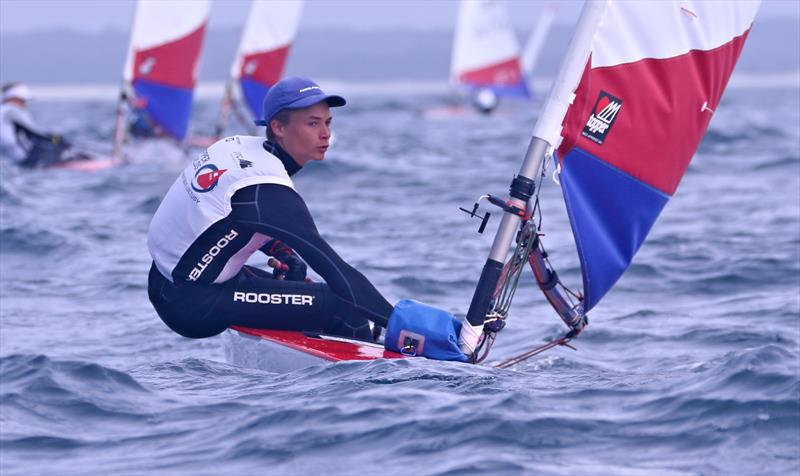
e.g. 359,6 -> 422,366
148,136 -> 291,284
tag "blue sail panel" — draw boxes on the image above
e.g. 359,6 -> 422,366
239,78 -> 271,121
133,80 -> 194,140
559,147 -> 670,311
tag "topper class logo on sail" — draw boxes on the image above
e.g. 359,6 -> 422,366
138,57 -> 156,76
582,91 -> 622,145
191,164 -> 227,193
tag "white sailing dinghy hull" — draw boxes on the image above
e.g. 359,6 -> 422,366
224,326 -> 406,373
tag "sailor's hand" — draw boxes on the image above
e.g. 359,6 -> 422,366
273,255 -> 307,282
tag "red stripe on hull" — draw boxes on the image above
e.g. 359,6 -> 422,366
557,30 -> 750,195
230,326 -> 406,362
240,45 -> 291,86
133,24 -> 207,89
458,57 -> 524,87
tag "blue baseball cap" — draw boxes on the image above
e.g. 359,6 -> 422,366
254,77 -> 346,126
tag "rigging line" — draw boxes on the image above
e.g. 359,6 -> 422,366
472,332 -> 496,364
535,220 -> 583,307
474,145 -> 554,364
494,333 -> 577,369
495,225 -> 536,316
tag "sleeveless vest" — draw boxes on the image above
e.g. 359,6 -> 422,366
147,136 -> 294,283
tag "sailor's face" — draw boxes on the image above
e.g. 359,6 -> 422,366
274,102 -> 332,166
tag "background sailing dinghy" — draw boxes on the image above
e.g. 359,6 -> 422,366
216,0 -> 303,137
450,0 -> 529,113
226,0 -> 761,373
112,0 -> 210,158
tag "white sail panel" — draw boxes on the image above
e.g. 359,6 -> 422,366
591,1 -> 761,68
450,0 -> 521,80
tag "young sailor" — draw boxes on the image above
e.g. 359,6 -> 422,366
0,82 -> 86,168
0,82 -> 35,163
124,92 -> 160,138
147,77 -> 393,340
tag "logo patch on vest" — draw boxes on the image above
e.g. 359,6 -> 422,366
582,91 -> 622,145
192,164 -> 227,193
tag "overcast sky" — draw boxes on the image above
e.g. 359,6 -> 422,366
1,0 -> 797,34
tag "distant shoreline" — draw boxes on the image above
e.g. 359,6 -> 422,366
25,72 -> 800,101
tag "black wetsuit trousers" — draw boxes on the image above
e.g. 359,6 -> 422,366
148,263 -> 372,340
148,180 -> 391,342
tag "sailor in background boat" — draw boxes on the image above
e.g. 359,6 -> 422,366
147,77 -> 393,341
0,82 -> 34,163
0,82 -> 89,168
121,91 -> 162,138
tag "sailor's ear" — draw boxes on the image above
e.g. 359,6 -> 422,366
270,119 -> 284,139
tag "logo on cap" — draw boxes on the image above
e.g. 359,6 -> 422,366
192,164 -> 227,193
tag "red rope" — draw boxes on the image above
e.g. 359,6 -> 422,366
494,334 -> 577,369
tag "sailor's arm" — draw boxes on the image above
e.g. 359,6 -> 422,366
6,107 -> 67,147
229,183 -> 392,327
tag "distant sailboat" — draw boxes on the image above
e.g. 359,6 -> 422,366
450,0 -> 528,112
113,0 -> 210,157
216,0 -> 303,136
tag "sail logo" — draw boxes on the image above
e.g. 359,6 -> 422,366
139,57 -> 156,76
191,164 -> 227,193
244,60 -> 258,76
582,91 -> 622,145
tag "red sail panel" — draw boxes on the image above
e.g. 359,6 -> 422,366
133,23 -> 207,90
557,31 -> 751,195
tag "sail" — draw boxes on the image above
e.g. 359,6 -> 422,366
520,2 -> 556,81
122,0 -> 209,140
550,1 -> 761,311
450,0 -> 528,98
230,0 -> 303,120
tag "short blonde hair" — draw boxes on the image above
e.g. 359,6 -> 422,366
266,109 -> 293,141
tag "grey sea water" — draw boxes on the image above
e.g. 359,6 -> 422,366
1,85 -> 798,475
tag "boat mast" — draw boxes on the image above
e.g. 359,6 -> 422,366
460,0 -> 609,354
112,1 -> 140,161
